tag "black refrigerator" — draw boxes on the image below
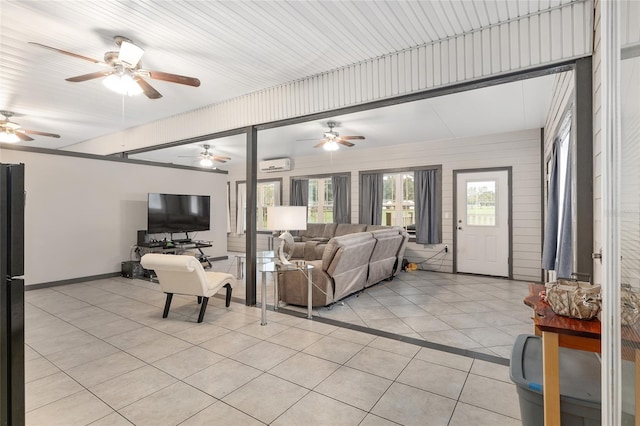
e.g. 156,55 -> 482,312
0,163 -> 25,426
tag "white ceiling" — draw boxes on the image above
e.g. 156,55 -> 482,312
0,1 -> 570,157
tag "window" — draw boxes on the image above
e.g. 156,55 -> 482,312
236,180 -> 282,233
361,166 -> 440,243
382,172 -> 414,227
466,180 -> 496,226
308,177 -> 333,223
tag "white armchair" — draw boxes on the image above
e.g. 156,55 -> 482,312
140,253 -> 234,323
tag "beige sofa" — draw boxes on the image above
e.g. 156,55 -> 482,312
278,225 -> 409,307
291,223 -> 390,261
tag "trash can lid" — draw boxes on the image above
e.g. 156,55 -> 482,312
509,334 -> 601,405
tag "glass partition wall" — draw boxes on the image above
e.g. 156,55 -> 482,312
618,45 -> 640,422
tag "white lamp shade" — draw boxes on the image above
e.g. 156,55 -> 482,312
118,41 -> 145,66
266,206 -> 307,231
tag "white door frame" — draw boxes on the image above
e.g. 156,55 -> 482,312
453,167 -> 513,279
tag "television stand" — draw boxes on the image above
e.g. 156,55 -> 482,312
135,241 -> 213,269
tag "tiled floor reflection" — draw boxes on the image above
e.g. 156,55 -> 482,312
24,261 -> 524,425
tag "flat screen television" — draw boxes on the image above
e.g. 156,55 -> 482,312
147,193 -> 210,234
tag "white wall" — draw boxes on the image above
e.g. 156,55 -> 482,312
0,148 -> 228,286
227,128 -> 542,282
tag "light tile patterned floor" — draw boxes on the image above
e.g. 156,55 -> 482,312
24,271 -> 524,425
223,253 -> 534,359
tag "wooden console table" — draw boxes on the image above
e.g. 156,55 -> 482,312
524,283 -> 640,425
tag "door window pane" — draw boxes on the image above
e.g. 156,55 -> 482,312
467,180 -> 496,226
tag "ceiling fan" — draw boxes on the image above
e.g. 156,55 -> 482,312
0,111 -> 60,143
180,144 -> 231,167
311,121 -> 365,151
29,36 -> 201,99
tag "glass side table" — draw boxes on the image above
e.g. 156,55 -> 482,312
259,262 -> 314,326
235,250 -> 275,279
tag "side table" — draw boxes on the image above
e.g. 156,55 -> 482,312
259,262 -> 314,326
235,251 -> 275,279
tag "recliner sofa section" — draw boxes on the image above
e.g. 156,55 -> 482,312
278,226 -> 409,307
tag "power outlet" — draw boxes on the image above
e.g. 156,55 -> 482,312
444,245 -> 449,253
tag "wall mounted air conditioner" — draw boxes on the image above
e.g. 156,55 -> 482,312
259,158 -> 291,172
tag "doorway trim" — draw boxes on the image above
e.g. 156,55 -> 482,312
453,166 -> 513,279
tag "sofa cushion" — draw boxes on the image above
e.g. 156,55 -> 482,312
366,225 -> 392,232
322,223 -> 338,238
300,223 -> 327,242
334,223 -> 367,237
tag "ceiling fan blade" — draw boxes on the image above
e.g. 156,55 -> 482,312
28,42 -> 104,64
15,132 -> 34,142
338,140 -> 355,147
143,70 -> 201,87
213,157 -> 228,163
66,71 -> 114,82
340,135 -> 365,140
134,76 -> 163,99
21,129 -> 60,138
314,141 -> 327,148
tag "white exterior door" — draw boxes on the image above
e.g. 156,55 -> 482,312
455,170 -> 510,277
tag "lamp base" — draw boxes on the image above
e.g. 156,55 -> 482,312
276,231 -> 294,265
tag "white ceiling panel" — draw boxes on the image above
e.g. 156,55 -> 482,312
1,1 -> 575,153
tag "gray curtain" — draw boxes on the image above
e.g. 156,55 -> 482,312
542,141 -> 560,270
290,179 -> 308,207
556,147 -> 572,277
541,139 -> 573,277
359,173 -> 383,225
332,175 -> 349,223
415,169 -> 440,244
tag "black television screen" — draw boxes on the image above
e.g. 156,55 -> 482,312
147,193 -> 210,234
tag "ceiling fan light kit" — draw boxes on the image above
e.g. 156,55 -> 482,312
103,71 -> 143,96
179,144 -> 231,167
0,130 -> 20,144
0,111 -> 60,143
199,157 -> 214,167
312,121 -> 365,151
323,140 -> 339,151
29,36 -> 201,100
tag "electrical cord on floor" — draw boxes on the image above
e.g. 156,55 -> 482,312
406,246 -> 448,272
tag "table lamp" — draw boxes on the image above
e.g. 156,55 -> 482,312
266,206 -> 307,265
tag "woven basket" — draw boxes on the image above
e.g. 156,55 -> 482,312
545,276 -> 601,320
621,284 -> 640,326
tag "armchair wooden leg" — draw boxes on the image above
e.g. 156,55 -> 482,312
224,283 -> 233,307
197,296 -> 202,304
163,293 -> 173,318
197,297 -> 209,323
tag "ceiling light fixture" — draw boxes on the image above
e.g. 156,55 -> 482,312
0,131 -> 20,144
118,40 -> 144,67
200,157 -> 214,167
323,140 -> 339,151
102,70 -> 143,96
